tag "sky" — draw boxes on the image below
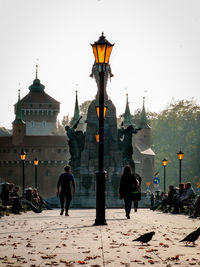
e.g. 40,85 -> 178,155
0,0 -> 200,129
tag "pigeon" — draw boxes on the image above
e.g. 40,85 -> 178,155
180,227 -> 200,245
132,231 -> 155,245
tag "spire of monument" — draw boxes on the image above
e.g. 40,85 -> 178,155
13,88 -> 25,124
36,64 -> 38,79
140,96 -> 150,128
74,90 -> 80,121
70,89 -> 82,125
18,88 -> 20,102
123,93 -> 134,127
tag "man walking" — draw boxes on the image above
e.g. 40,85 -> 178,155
57,165 -> 75,216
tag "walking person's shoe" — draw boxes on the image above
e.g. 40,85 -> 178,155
60,209 -> 64,216
126,213 -> 130,219
65,212 -> 69,216
134,208 -> 137,212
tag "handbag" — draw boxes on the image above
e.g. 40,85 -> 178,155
132,186 -> 141,201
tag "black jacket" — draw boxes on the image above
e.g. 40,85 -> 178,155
57,172 -> 75,196
119,173 -> 139,199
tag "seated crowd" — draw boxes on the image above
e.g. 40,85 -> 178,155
151,182 -> 200,218
0,182 -> 49,216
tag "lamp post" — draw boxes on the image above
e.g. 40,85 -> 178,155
162,158 -> 168,193
91,33 -> 114,225
177,150 -> 184,184
20,149 -> 27,195
34,158 -> 38,188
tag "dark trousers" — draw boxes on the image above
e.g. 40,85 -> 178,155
124,197 -> 133,215
174,199 -> 184,212
59,194 -> 72,212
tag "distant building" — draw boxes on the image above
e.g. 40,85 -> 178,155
132,97 -> 155,188
0,127 -> 11,136
15,65 -> 60,136
0,68 -> 69,199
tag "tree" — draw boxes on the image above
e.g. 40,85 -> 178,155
117,99 -> 200,190
52,115 -> 70,136
150,99 -> 200,189
79,100 -> 92,120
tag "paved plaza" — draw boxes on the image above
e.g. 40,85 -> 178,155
0,208 -> 200,266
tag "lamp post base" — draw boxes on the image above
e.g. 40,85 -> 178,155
94,220 -> 107,226
94,170 -> 107,226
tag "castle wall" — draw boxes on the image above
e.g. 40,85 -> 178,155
26,121 -> 56,135
0,138 -> 70,199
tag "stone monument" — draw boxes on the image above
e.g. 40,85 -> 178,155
65,63 -> 154,208
66,62 -> 123,207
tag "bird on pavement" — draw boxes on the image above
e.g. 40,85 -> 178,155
132,231 -> 155,245
180,227 -> 200,245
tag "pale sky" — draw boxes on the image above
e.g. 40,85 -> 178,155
0,0 -> 200,129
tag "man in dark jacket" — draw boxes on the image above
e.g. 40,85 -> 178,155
57,165 -> 75,216
150,185 -> 177,212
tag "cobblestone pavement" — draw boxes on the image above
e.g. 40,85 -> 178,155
0,208 -> 200,266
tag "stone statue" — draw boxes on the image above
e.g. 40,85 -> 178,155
118,124 -> 141,170
65,116 -> 85,168
90,62 -> 114,100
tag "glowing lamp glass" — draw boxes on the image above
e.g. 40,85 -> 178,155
91,33 -> 114,64
96,106 -> 107,119
34,158 -> 39,166
20,151 -> 26,161
95,133 -> 99,143
162,159 -> 168,166
177,151 -> 184,160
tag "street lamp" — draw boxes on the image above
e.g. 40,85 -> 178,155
20,149 -> 27,195
162,158 -> 168,193
34,158 -> 39,188
91,33 -> 114,225
177,150 -> 184,184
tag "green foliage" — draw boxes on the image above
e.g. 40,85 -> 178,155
52,115 -> 70,136
150,99 -> 200,189
79,100 -> 92,120
118,99 -> 200,190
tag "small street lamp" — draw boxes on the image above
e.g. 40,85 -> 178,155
34,158 -> 39,189
20,149 -> 27,195
91,33 -> 114,225
177,150 -> 184,184
162,158 -> 168,193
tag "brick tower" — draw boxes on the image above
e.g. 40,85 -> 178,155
14,65 -> 60,136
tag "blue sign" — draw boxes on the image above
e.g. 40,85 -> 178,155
153,177 -> 160,184
196,188 -> 200,193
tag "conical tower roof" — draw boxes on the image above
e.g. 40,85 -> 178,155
70,91 -> 82,125
123,94 -> 134,127
140,97 -> 150,129
13,89 -> 25,125
20,65 -> 60,105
